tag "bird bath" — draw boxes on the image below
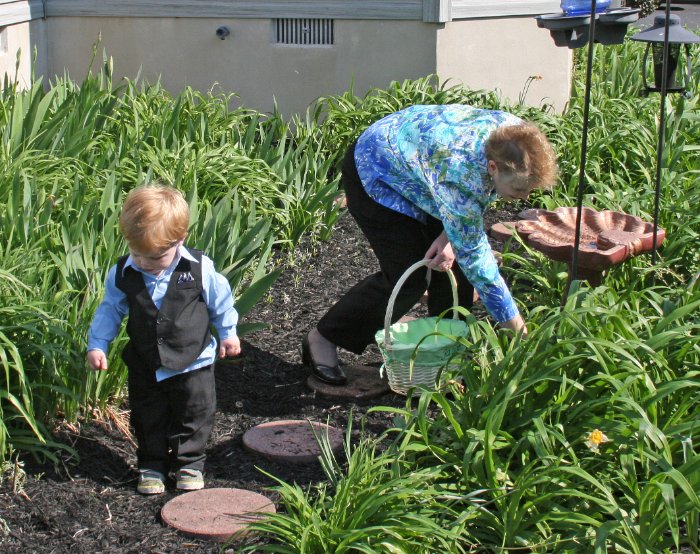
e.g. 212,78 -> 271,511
490,207 -> 666,288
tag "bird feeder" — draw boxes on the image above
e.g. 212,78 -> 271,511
631,14 -> 700,95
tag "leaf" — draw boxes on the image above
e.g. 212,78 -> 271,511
234,268 -> 282,317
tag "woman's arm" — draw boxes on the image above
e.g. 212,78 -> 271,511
434,195 -> 521,326
500,313 -> 528,335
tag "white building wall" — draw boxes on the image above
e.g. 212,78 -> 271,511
436,17 -> 571,112
45,17 -> 438,116
44,16 -> 570,115
0,18 -> 47,89
0,5 -> 572,115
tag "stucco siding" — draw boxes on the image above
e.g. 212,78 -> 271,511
46,17 -> 437,116
2,4 -> 572,114
42,0 -> 560,20
45,1 -> 424,20
436,17 -> 571,111
0,18 -> 47,88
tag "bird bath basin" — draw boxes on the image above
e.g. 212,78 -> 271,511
490,207 -> 666,287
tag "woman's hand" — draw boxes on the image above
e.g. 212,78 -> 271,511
424,231 -> 455,272
500,314 -> 528,336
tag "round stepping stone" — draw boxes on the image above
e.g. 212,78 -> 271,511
307,364 -> 390,400
243,420 -> 343,464
161,487 -> 275,542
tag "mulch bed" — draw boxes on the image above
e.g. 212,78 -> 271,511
0,203 -> 520,553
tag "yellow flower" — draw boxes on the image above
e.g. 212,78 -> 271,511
585,429 -> 610,452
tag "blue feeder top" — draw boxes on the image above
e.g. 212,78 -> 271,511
631,14 -> 700,44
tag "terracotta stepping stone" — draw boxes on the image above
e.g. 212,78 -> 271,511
307,364 -> 390,399
161,487 -> 275,542
243,420 -> 343,464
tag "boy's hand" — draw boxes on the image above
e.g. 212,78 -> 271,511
87,349 -> 108,371
219,336 -> 241,358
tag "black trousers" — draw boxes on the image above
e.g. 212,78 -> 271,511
128,362 -> 216,475
317,143 -> 474,354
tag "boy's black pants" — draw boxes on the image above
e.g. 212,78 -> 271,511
317,143 -> 474,355
128,362 -> 216,475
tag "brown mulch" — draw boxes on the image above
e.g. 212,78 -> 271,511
0,203 -> 521,554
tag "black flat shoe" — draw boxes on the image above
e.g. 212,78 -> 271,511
301,334 -> 347,385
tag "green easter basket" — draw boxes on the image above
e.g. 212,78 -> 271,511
375,260 -> 468,395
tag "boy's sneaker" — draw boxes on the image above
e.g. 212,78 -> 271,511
137,469 -> 166,495
175,468 -> 204,491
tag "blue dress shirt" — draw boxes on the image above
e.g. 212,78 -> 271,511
354,104 -> 522,323
87,246 -> 238,382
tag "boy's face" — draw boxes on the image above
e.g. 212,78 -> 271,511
129,240 -> 183,276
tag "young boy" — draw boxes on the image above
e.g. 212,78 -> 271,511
87,183 -> 241,495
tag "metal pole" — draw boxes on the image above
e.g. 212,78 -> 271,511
651,1 -> 673,266
571,0 -> 598,284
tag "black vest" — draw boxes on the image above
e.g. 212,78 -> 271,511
115,248 -> 212,372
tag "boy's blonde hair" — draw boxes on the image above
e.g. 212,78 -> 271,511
119,183 -> 189,251
485,122 -> 558,192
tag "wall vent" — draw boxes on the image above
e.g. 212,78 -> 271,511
274,18 -> 334,46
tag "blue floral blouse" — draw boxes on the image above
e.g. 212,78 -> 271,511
354,104 -> 522,323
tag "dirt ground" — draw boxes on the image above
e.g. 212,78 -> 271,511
0,204 -> 518,554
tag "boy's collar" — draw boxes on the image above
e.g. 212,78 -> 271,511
176,245 -> 198,263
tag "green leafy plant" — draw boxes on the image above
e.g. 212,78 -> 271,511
0,56 -> 341,461
237,423 -> 472,553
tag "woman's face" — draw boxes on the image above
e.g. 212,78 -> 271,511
488,160 -> 530,201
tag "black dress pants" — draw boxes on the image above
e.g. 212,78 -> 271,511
317,143 -> 474,354
128,362 -> 216,475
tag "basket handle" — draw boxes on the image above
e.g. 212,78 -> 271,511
383,259 -> 460,350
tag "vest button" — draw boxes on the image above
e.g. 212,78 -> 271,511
157,338 -> 164,344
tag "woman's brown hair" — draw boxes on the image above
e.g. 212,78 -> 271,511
485,122 -> 558,191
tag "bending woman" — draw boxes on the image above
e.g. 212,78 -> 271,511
302,104 -> 558,385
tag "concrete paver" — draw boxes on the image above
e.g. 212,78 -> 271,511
307,364 -> 390,400
161,488 -> 276,542
242,419 -> 344,464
